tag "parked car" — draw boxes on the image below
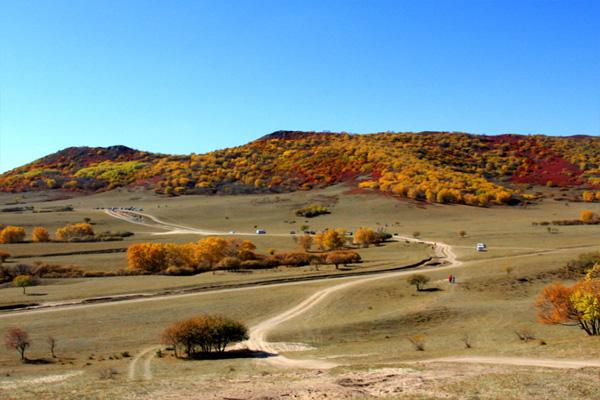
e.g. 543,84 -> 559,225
476,243 -> 487,252
256,229 -> 267,234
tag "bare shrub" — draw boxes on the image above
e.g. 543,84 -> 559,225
99,368 -> 118,380
515,328 -> 536,342
461,333 -> 473,349
408,335 -> 426,351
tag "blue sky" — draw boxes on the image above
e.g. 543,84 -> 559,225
1,0 -> 599,172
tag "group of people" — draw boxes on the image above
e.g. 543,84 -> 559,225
448,274 -> 456,284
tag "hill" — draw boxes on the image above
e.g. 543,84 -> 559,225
1,131 -> 599,206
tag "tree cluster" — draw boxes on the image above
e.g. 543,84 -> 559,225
160,315 -> 248,358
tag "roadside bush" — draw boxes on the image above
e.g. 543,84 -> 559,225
0,226 -> 26,244
0,250 -> 10,263
55,223 -> 94,241
160,315 -> 248,358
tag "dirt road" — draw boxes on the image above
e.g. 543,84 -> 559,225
416,356 -> 600,369
245,234 -> 457,369
128,345 -> 160,381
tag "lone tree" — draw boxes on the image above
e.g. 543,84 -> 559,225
406,274 -> 430,291
536,279 -> 600,336
4,328 -> 30,361
13,275 -> 36,295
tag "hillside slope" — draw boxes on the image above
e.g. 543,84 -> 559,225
1,131 -> 599,206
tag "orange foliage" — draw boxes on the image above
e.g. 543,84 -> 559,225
5,132 -> 600,207
580,210 -> 599,224
32,227 -> 50,242
55,223 -> 94,241
0,226 -> 26,244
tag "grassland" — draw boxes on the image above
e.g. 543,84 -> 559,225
1,185 -> 600,399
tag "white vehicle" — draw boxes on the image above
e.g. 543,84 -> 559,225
256,229 -> 266,234
476,243 -> 487,252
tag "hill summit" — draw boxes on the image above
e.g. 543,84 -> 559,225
1,131 -> 599,206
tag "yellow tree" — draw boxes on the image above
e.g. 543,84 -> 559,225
582,191 -> 595,202
55,223 -> 94,241
354,227 -> 377,248
195,237 -> 228,268
580,210 -> 599,224
323,229 -> 346,250
0,226 -> 26,244
536,279 -> 600,336
32,227 -> 50,242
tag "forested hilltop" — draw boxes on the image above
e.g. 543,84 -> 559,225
2,131 -> 599,206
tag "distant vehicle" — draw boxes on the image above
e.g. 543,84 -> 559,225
229,230 -> 236,234
346,231 -> 353,236
256,229 -> 266,234
289,230 -> 296,235
476,243 -> 487,252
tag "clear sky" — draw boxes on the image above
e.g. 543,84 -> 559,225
1,0 -> 599,172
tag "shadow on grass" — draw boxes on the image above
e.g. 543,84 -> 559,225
186,348 -> 276,361
24,358 -> 54,365
419,287 -> 443,292
26,293 -> 48,297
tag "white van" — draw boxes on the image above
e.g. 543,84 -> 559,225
256,229 -> 266,234
476,243 -> 487,252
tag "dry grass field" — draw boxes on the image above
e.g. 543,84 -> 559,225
1,185 -> 600,399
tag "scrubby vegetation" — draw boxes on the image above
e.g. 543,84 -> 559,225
295,204 -> 330,218
3,132 -> 600,206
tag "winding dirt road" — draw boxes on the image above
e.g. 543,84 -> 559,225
244,235 -> 457,369
73,211 -> 600,372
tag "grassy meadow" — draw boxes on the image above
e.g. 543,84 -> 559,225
1,185 -> 600,399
